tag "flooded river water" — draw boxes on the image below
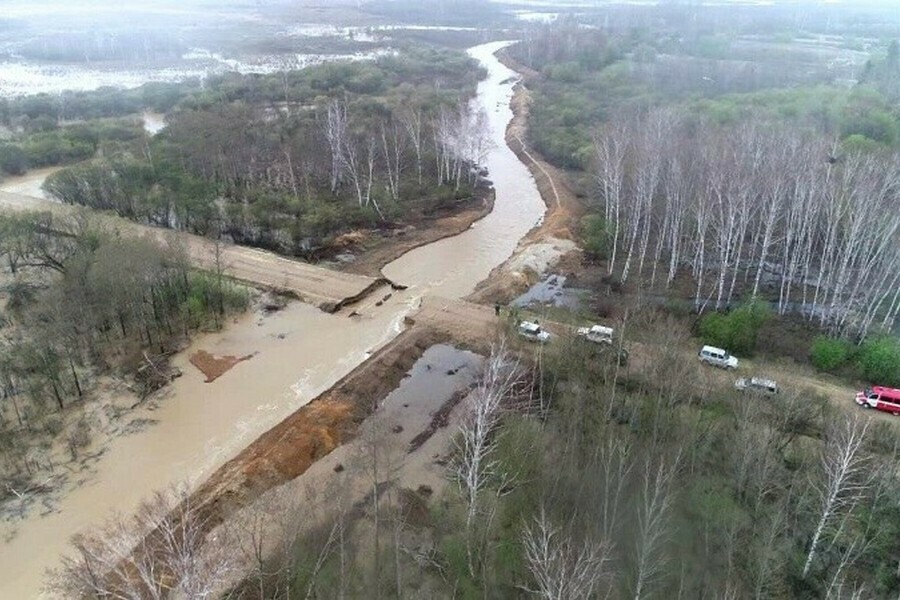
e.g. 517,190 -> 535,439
0,40 -> 544,598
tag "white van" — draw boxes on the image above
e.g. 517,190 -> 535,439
576,324 -> 614,345
735,376 -> 778,395
518,320 -> 551,343
698,345 -> 738,369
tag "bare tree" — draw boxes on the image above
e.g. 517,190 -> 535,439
631,454 -> 679,600
521,507 -> 613,600
48,485 -> 231,599
802,414 -> 872,578
399,107 -> 425,186
593,121 -> 628,275
452,341 -> 521,571
380,119 -> 405,202
323,99 -> 348,194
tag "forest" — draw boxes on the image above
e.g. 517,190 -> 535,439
39,49 -> 490,256
0,210 -> 248,495
507,13 -> 900,351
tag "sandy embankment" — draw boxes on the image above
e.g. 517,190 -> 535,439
468,50 -> 584,305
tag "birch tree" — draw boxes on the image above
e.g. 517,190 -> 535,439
522,508 -> 613,600
631,454 -> 679,600
399,107 -> 425,186
452,342 -> 521,571
803,414 -> 872,578
593,121 -> 628,276
323,99 -> 348,194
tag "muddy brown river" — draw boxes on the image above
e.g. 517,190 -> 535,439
0,41 -> 544,598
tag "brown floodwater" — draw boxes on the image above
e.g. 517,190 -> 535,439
0,40 -> 545,598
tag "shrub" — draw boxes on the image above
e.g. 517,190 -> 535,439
810,336 -> 853,372
699,300 -> 771,356
580,213 -> 611,259
0,144 -> 28,175
855,336 -> 900,387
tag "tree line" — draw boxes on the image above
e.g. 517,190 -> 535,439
591,110 -> 900,340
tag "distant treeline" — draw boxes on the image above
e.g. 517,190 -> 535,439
510,25 -> 900,170
17,30 -> 186,64
0,80 -> 199,129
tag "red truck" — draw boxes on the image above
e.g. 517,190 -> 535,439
856,386 -> 900,415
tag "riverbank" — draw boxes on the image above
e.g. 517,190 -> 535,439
467,48 -> 584,305
337,185 -> 495,279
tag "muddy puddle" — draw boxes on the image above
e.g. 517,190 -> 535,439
513,273 -> 587,310
0,40 -> 546,598
208,344 -> 484,593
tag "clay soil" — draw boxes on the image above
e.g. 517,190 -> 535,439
188,350 -> 255,383
188,324 -> 469,527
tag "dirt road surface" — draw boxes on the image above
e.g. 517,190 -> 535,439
0,190 -> 381,311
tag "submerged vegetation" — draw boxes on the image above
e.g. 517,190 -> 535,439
0,210 -> 248,492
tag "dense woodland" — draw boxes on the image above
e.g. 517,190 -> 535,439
39,49 -> 489,256
508,15 -> 900,347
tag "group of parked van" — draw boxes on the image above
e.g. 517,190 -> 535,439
521,324 -> 894,412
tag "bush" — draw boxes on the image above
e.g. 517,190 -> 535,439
0,144 -> 28,175
580,213 -> 611,259
699,300 -> 771,356
810,336 -> 853,372
855,336 -> 900,387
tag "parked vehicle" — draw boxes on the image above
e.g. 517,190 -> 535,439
735,376 -> 779,396
518,320 -> 551,343
576,324 -> 614,345
855,386 -> 900,415
698,345 -> 739,369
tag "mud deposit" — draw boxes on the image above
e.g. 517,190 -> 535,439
204,343 -> 484,593
190,350 -> 256,383
188,331 -> 484,527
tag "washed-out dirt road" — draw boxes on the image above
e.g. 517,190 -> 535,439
0,190 -> 382,311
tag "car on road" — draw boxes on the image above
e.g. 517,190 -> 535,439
576,324 -> 614,345
518,320 -> 551,343
855,386 -> 900,415
734,376 -> 778,396
698,345 -> 739,369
